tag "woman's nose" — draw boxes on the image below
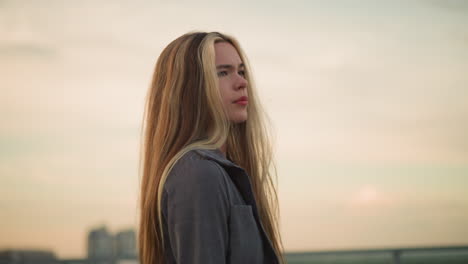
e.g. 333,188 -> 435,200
235,74 -> 247,90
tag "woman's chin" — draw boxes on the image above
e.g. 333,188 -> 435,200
230,115 -> 248,124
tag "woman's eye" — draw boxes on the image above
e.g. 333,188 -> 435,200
217,71 -> 228,77
239,70 -> 246,76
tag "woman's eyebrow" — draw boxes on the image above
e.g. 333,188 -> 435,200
216,63 -> 245,70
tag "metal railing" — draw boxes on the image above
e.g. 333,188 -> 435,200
285,245 -> 468,264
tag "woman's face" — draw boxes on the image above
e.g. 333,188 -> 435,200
214,42 -> 248,123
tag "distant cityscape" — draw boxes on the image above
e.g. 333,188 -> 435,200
2,225 -> 468,264
0,225 -> 138,264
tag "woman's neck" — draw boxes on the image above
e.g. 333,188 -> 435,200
220,143 -> 227,158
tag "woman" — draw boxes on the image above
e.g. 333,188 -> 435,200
138,31 -> 284,264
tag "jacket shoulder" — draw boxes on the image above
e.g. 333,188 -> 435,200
163,149 -> 228,195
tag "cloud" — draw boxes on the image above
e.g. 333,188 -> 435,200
0,3 -> 58,59
346,185 -> 396,210
0,43 -> 57,58
426,0 -> 468,12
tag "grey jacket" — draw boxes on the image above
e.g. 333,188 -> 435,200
161,148 -> 280,264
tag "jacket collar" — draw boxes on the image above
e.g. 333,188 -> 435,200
194,147 -> 280,264
193,148 -> 254,203
194,148 -> 244,170
194,148 -> 280,263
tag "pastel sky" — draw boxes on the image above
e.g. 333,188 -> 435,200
1,0 -> 467,259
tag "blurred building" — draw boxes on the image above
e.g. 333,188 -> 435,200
0,226 -> 137,264
0,249 -> 58,264
87,226 -> 114,261
115,230 -> 137,259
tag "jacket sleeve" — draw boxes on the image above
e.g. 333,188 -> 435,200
163,159 -> 230,264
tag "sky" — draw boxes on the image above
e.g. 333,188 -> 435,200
1,0 -> 468,259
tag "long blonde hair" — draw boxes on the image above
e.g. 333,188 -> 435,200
138,31 -> 284,264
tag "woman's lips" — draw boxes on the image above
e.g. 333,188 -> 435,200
234,96 -> 248,105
